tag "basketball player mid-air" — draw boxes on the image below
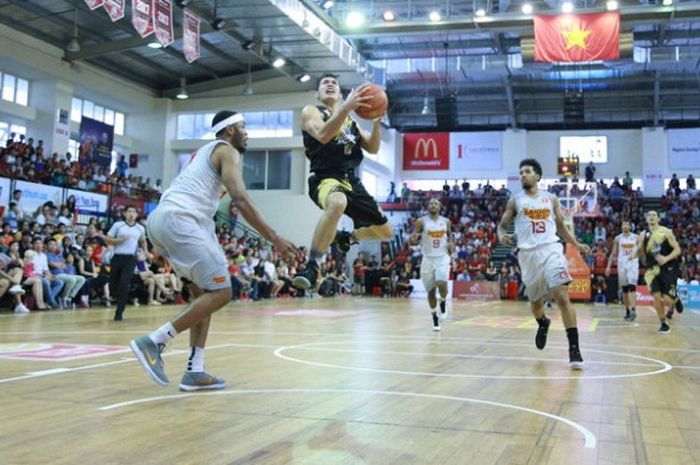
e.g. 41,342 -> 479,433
498,159 -> 591,369
606,221 -> 640,321
410,198 -> 453,331
130,111 -> 297,390
292,74 -> 393,291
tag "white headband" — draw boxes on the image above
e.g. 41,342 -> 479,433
211,113 -> 245,134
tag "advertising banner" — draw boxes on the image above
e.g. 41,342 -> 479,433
449,132 -> 502,171
153,0 -> 174,47
66,189 -> 109,214
566,244 -> 591,300
104,0 -> 126,21
667,128 -> 700,170
132,0 -> 155,37
79,117 -> 114,168
403,133 -> 449,170
14,180 -> 63,215
409,279 -> 453,300
453,281 -> 500,301
183,9 -> 200,63
85,0 -> 105,9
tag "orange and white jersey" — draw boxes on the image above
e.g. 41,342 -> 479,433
420,215 -> 450,259
514,190 -> 559,250
616,233 -> 639,264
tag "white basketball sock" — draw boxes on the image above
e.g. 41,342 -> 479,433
148,322 -> 177,345
187,346 -> 205,372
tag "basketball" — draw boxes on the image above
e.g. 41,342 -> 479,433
355,83 -> 388,120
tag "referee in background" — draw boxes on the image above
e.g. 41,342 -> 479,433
103,206 -> 147,321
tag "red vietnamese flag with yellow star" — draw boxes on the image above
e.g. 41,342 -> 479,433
534,12 -> 620,62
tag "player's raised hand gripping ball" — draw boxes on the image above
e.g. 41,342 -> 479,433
355,83 -> 388,120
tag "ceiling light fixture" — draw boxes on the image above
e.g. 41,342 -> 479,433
382,10 -> 396,21
662,0 -> 672,5
346,11 -> 365,28
605,0 -> 618,10
561,1 -> 574,13
475,8 -> 487,17
147,41 -> 163,49
211,17 -> 226,30
521,3 -> 533,14
272,57 -> 286,68
176,77 -> 188,100
65,9 -> 80,53
322,0 -> 334,9
243,57 -> 254,96
421,96 -> 430,115
429,11 -> 441,22
297,73 -> 311,83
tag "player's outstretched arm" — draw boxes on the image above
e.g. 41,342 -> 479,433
217,144 -> 297,258
553,197 -> 590,255
359,119 -> 381,154
606,238 -> 618,276
497,197 -> 516,246
301,85 -> 371,145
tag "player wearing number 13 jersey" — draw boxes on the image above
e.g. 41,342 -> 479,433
498,159 -> 591,369
411,198 -> 453,332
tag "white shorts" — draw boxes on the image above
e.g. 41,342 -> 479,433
618,261 -> 639,288
420,255 -> 451,292
147,206 -> 229,291
518,242 -> 571,302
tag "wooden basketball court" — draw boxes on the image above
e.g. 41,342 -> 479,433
1,297 -> 698,465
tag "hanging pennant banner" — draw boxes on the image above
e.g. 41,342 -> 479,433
85,0 -> 105,9
104,0 -> 126,21
153,0 -> 174,47
182,10 -> 200,63
132,0 -> 155,38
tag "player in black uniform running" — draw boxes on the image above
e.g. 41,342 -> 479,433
293,74 -> 393,290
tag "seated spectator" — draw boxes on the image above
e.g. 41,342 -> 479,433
29,238 -> 64,309
0,251 -> 29,313
45,238 -> 86,308
77,246 -> 111,306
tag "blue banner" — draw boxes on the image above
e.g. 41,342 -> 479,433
678,284 -> 700,310
79,116 -> 114,168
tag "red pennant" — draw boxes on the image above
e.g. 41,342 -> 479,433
153,0 -> 174,47
132,0 -> 154,38
84,0 -> 105,9
183,10 -> 200,63
534,12 -> 620,63
103,0 -> 125,21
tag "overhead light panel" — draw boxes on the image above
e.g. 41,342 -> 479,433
662,0 -> 672,5
606,0 -> 618,10
176,77 -> 188,100
561,1 -> 574,13
322,0 -> 334,9
521,3 -> 533,14
297,73 -> 311,83
272,57 -> 286,68
382,10 -> 396,21
429,11 -> 441,22
475,8 -> 487,17
211,17 -> 226,30
346,11 -> 365,28
147,41 -> 163,49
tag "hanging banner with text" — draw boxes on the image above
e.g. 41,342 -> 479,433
402,132 -> 450,170
153,0 -> 174,47
66,189 -> 109,214
449,131 -> 502,171
0,177 -> 10,207
132,0 -> 155,37
104,0 -> 126,21
182,9 -> 200,63
14,180 -> 63,215
667,128 -> 700,170
85,0 -> 105,9
79,117 -> 114,169
453,281 -> 501,301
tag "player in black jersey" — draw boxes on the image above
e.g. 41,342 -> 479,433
292,74 -> 393,290
638,210 -> 681,334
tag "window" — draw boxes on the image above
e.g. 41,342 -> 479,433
71,97 -> 125,135
0,121 -> 7,143
9,124 -> 27,139
0,120 -> 27,142
68,139 -> 79,160
266,150 -> 292,189
242,151 -> 266,190
2,74 -> 15,102
175,110 -> 293,140
15,79 -> 28,106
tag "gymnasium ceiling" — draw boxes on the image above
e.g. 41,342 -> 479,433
1,0 -> 700,130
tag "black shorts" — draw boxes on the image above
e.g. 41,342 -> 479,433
650,265 -> 678,298
308,174 -> 388,229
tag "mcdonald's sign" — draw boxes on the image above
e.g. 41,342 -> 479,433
403,132 -> 449,170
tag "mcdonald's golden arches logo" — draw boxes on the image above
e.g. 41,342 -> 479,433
414,138 -> 439,159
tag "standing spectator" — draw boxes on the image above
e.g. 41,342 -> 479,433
5,202 -> 20,230
116,155 -> 129,178
669,173 -> 680,195
687,174 -> 696,191
594,224 -> 607,243
623,172 -> 633,190
584,162 -> 596,183
352,255 -> 365,295
105,206 -> 147,321
401,182 -> 411,203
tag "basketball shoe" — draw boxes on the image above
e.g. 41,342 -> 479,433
535,317 -> 551,350
179,371 -> 226,392
130,335 -> 169,386
292,261 -> 319,290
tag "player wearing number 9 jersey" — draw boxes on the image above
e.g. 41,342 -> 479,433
411,198 -> 453,332
498,159 -> 591,370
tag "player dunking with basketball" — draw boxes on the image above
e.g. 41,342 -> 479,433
130,111 -> 297,390
606,221 -> 639,321
292,74 -> 393,290
498,159 -> 590,369
410,198 -> 454,331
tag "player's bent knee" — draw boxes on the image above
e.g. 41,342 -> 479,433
211,287 -> 233,306
325,193 -> 347,216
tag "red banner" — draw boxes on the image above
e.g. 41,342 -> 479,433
403,132 -> 449,170
566,244 -> 591,300
635,286 -> 654,306
153,0 -> 174,47
111,195 -> 145,218
132,0 -> 155,37
104,0 -> 125,21
85,0 -> 105,9
453,281 -> 500,301
534,12 -> 620,63
182,10 -> 200,63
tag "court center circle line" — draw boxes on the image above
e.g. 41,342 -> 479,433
273,340 -> 673,380
98,388 -> 596,448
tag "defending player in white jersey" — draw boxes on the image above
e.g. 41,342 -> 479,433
498,159 -> 591,369
410,198 -> 453,331
130,111 -> 297,391
606,221 -> 639,321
